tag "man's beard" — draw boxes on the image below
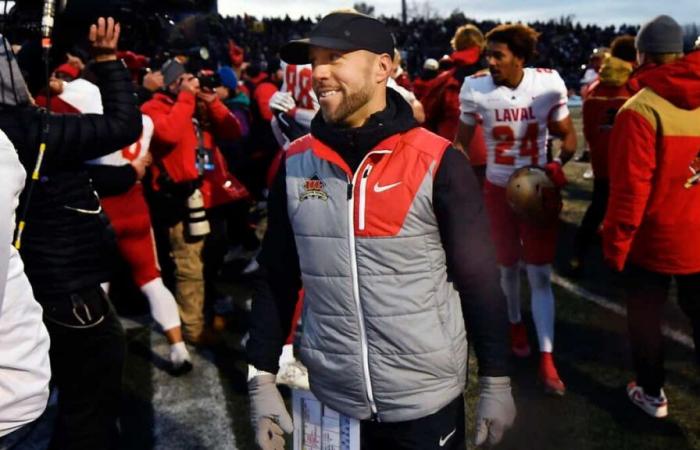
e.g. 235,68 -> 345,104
322,84 -> 372,125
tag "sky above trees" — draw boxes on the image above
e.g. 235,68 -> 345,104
219,0 -> 699,26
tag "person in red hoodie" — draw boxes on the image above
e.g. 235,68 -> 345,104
411,58 -> 439,101
602,15 -> 700,419
423,24 -> 488,183
141,59 -> 242,345
568,35 -> 636,275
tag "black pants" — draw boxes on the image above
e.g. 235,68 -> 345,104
203,208 -> 229,305
41,287 -> 126,450
624,265 -> 700,396
360,395 -> 465,450
574,179 -> 609,259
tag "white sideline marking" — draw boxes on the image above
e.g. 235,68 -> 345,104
552,273 -> 696,350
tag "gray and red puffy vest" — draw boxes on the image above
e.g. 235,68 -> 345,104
285,127 -> 468,422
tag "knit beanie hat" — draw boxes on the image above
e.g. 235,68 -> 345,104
217,65 -> 238,90
635,15 -> 684,54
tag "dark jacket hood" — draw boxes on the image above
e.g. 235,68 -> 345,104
311,88 -> 417,172
451,47 -> 481,68
635,51 -> 700,110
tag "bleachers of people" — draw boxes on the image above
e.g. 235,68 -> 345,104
223,14 -> 639,89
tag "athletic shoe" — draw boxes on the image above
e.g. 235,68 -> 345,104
169,342 -> 193,376
510,322 -> 532,358
582,167 -> 594,180
539,352 -> 566,396
627,381 -> 668,418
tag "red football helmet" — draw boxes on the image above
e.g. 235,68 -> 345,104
506,166 -> 562,224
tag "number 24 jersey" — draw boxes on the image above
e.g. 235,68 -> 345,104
459,68 -> 569,186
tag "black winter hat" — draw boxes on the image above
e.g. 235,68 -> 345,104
280,12 -> 394,64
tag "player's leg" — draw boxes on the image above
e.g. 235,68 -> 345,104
483,181 -> 529,357
107,189 -> 192,372
140,277 -> 192,373
132,226 -> 192,372
522,219 -> 563,394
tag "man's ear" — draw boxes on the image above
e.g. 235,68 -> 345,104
376,53 -> 393,83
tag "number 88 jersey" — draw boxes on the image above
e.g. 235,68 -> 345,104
459,68 -> 569,187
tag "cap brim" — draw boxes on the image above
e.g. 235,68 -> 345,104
280,37 -> 364,65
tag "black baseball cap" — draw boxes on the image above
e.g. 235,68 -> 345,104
280,12 -> 395,65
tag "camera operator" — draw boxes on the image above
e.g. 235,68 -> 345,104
0,18 -> 141,449
142,59 -> 242,345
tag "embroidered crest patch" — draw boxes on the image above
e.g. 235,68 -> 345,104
300,175 -> 328,201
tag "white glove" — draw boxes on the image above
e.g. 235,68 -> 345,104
248,371 -> 293,450
269,91 -> 296,113
475,376 -> 516,447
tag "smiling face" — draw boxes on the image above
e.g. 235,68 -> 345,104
309,46 -> 391,127
485,41 -> 524,87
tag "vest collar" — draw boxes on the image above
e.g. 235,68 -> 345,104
310,88 -> 417,174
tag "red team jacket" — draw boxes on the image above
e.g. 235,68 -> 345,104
602,51 -> 700,274
423,47 -> 487,165
582,56 -> 636,179
141,91 -> 241,194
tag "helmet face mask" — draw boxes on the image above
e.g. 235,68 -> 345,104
505,166 -> 562,225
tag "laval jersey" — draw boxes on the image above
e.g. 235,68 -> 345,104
460,68 -> 569,186
86,115 -> 154,166
280,61 -> 318,111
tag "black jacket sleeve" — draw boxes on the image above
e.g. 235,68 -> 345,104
247,161 -> 302,373
433,146 -> 510,377
9,59 -> 141,172
86,164 -> 137,197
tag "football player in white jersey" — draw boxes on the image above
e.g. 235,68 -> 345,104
269,61 -> 320,147
455,24 -> 577,396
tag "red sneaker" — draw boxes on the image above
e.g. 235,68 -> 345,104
510,322 -> 531,358
539,352 -> 566,396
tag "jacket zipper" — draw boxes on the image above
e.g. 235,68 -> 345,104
358,164 -> 373,231
347,153 -> 386,418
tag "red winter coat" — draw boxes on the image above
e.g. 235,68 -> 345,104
602,51 -> 700,273
422,47 -> 487,164
141,92 -> 241,189
582,56 -> 636,179
412,76 -> 432,101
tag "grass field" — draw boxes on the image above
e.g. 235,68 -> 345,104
118,107 -> 700,449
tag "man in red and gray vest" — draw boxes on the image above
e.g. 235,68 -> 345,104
246,12 -> 515,450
